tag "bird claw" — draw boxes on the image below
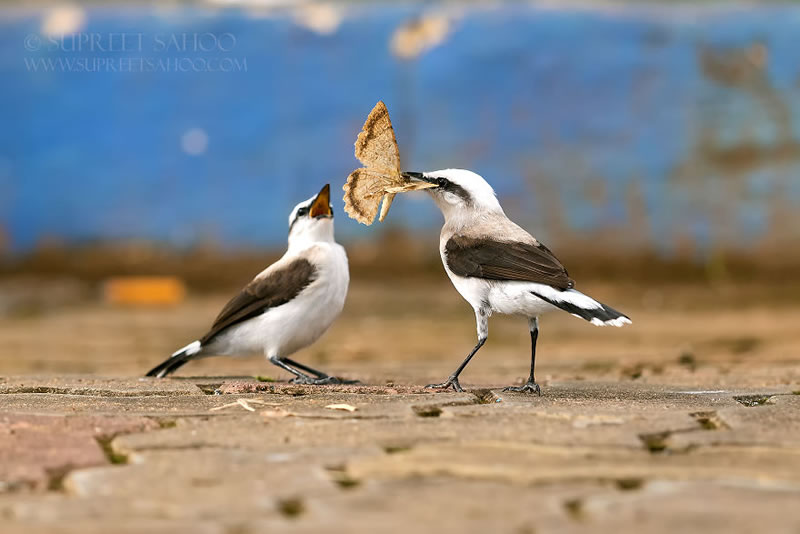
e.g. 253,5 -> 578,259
425,377 -> 464,392
502,381 -> 541,395
289,376 -> 360,385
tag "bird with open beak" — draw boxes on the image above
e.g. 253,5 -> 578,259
146,184 -> 352,383
403,169 -> 631,394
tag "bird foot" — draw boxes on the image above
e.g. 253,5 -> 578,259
502,381 -> 541,395
289,376 -> 360,385
425,376 -> 464,392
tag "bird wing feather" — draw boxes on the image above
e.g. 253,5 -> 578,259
444,235 -> 574,290
199,259 -> 318,344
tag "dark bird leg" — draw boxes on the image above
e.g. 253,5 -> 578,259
427,308 -> 488,392
282,356 -> 359,385
281,357 -> 330,378
270,356 -> 357,385
503,317 -> 541,395
269,356 -> 315,381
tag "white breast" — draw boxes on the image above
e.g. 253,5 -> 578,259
213,243 -> 349,358
439,239 -> 491,311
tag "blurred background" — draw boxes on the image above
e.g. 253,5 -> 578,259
1,1 -> 799,384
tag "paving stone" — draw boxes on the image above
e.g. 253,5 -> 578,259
0,376 -> 207,396
572,480 -> 800,534
218,380 -> 433,395
108,383 -> 772,454
238,478 -> 800,534
667,394 -> 800,449
0,394 -> 227,417
346,441 -> 800,486
61,448 -> 385,520
1,375 -> 799,533
244,477 -> 581,534
1,520 -> 225,534
0,414 -> 158,491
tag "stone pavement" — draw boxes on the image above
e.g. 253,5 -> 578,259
1,374 -> 799,533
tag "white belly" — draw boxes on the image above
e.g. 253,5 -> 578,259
442,257 -> 558,318
210,244 -> 349,358
486,281 -> 559,316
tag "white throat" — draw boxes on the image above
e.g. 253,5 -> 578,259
288,219 -> 335,251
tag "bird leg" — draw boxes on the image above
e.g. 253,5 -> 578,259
503,317 -> 541,395
269,356 -> 359,385
269,356 -> 314,380
281,357 -> 332,379
427,309 -> 488,392
289,376 -> 359,385
283,357 -> 360,384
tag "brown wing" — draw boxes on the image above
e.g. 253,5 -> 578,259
354,101 -> 400,172
199,259 -> 317,344
444,235 -> 574,290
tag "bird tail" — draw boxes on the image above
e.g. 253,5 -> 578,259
145,340 -> 202,378
531,288 -> 631,327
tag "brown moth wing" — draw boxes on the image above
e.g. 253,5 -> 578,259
345,101 -> 435,224
354,101 -> 401,172
343,168 -> 397,225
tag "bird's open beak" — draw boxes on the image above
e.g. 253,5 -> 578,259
309,184 -> 333,218
401,172 -> 439,189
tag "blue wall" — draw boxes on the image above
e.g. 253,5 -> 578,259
2,4 -> 800,257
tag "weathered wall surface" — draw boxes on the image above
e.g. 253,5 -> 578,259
2,4 -> 799,260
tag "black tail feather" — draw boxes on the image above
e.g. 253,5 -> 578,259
145,350 -> 194,378
532,291 -> 631,326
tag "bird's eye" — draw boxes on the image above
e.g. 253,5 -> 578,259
437,177 -> 447,186
297,207 -> 309,217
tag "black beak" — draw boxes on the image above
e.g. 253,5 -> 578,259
401,171 -> 437,185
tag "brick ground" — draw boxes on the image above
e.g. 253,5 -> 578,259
0,375 -> 799,533
1,280 -> 800,532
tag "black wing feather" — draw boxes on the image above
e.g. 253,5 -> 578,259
445,235 -> 574,290
199,259 -> 317,344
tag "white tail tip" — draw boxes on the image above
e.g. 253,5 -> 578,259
590,316 -> 632,327
172,340 -> 201,357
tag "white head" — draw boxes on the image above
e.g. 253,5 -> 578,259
404,169 -> 503,221
287,184 -> 335,248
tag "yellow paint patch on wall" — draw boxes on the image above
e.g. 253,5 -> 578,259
103,276 -> 186,306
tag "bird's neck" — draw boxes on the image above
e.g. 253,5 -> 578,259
288,222 -> 335,252
439,203 -> 505,232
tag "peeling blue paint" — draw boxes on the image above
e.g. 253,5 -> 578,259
1,4 -> 799,255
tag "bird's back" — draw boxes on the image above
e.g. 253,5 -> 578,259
440,211 -> 541,252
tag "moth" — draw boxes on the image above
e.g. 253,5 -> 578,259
343,101 -> 436,225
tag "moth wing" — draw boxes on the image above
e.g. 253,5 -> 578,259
343,168 -> 396,226
354,101 -> 401,172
